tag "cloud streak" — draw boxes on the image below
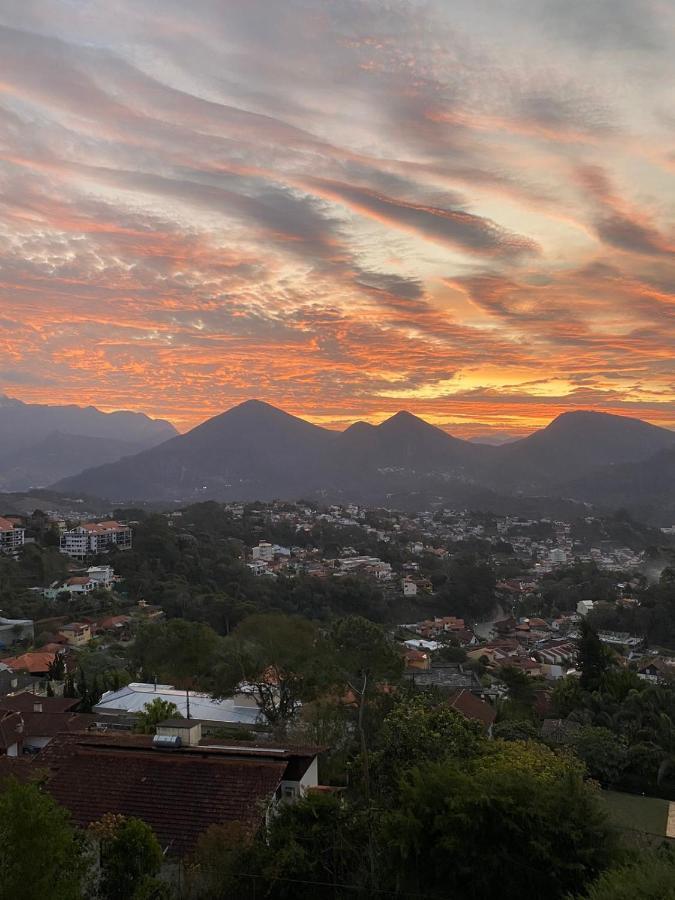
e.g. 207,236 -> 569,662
0,0 -> 673,436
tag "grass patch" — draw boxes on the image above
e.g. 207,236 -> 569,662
601,789 -> 670,838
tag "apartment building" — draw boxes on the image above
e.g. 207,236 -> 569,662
0,517 -> 25,555
60,521 -> 132,559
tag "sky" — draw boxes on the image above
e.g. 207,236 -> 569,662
0,0 -> 674,438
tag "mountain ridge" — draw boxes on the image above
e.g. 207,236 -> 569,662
53,401 -> 675,517
0,394 -> 178,491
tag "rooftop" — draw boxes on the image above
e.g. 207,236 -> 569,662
36,733 -> 303,856
93,683 -> 262,726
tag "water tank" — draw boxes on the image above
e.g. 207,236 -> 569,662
152,734 -> 182,750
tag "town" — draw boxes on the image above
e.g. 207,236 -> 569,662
2,498 -> 675,896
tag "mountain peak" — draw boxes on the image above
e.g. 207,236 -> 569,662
379,410 -> 433,430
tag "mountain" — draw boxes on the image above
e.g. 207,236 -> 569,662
54,401 -> 494,503
53,402 -> 675,514
0,394 -> 177,490
489,410 -> 675,491
55,400 -> 341,502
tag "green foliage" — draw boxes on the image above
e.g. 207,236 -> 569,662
580,850 -> 675,900
434,553 -> 496,620
97,816 -> 164,900
569,726 -> 629,785
134,698 -> 182,734
492,719 -> 540,741
132,618 -> 223,687
371,692 -> 483,796
384,755 -> 615,899
0,778 -> 88,900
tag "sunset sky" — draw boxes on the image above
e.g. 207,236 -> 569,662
1,0 -> 674,437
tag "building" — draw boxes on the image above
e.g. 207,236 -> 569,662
252,541 -> 274,562
0,694 -> 94,753
402,577 -> 417,597
93,682 -> 263,728
0,516 -> 25,554
1,650 -> 59,676
58,623 -> 92,647
86,566 -> 115,588
576,600 -> 595,617
60,522 -> 132,559
34,730 -> 321,856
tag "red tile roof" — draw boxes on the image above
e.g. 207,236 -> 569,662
2,651 -> 56,674
447,689 -> 496,729
39,734 -> 287,856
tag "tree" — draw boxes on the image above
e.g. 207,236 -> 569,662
47,654 -> 66,682
91,814 -> 164,900
214,614 -> 325,729
371,693 -> 483,797
328,616 -> 403,786
581,850 -> 675,900
498,665 -> 537,706
190,794 -> 372,900
135,698 -> 182,734
570,726 -> 629,785
132,619 -> 223,688
384,751 -> 616,899
578,619 -> 612,692
0,777 -> 89,899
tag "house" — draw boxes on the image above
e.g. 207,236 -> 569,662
1,650 -> 58,676
96,615 -> 132,637
576,600 -> 595,617
402,577 -> 417,597
0,516 -> 25,554
87,566 -> 116,588
0,694 -> 94,753
0,665 -> 45,699
35,730 -> 321,856
58,623 -> 92,647
447,689 -> 496,735
636,658 -> 674,683
93,682 -> 263,728
403,648 -> 431,671
60,522 -> 132,559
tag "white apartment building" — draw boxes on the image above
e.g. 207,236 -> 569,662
60,521 -> 132,559
0,517 -> 25,554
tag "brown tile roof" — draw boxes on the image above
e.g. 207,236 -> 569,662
0,517 -> 19,532
39,734 -> 287,856
0,694 -> 80,715
447,689 -> 496,729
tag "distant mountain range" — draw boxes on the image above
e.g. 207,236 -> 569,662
0,394 -> 177,491
52,400 -> 675,522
